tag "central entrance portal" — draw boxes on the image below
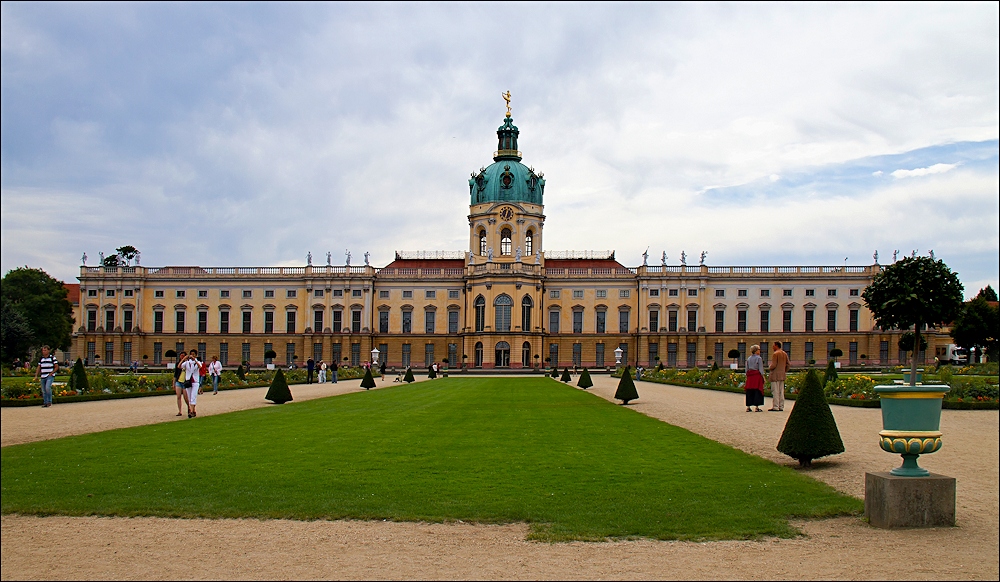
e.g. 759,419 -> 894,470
495,341 -> 511,367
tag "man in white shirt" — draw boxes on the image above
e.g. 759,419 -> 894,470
181,349 -> 203,417
208,355 -> 223,395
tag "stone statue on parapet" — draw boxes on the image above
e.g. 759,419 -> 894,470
929,249 -> 935,260
700,251 -> 707,266
326,252 -> 332,266
892,249 -> 898,262
82,252 -> 87,266
680,251 -> 687,266
135,252 -> 140,266
661,251 -> 667,267
364,251 -> 370,266
642,248 -> 648,266
487,247 -> 494,262
307,252 -> 312,266
346,250 -> 351,266
99,251 -> 105,265
873,250 -> 879,265
515,246 -> 522,262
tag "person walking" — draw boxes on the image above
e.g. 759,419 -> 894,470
331,360 -> 338,383
318,360 -> 327,384
181,349 -> 203,418
306,357 -> 315,384
34,346 -> 59,408
208,355 -> 223,395
173,353 -> 189,417
768,341 -> 791,411
744,344 -> 766,412
379,359 -> 387,382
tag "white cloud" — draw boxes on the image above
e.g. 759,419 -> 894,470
890,163 -> 960,179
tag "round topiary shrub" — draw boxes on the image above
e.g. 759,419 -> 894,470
776,369 -> 844,467
265,368 -> 293,404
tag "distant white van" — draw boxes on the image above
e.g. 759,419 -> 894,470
935,344 -> 968,365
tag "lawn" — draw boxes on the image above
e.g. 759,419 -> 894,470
0,377 -> 860,541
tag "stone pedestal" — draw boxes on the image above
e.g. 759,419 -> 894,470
865,472 -> 956,528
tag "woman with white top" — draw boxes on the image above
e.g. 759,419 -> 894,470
180,349 -> 203,418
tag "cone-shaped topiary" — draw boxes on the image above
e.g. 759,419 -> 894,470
360,366 -> 376,390
823,360 -> 838,386
615,367 -> 639,404
560,368 -> 571,382
711,361 -> 719,371
577,367 -> 593,389
68,358 -> 89,393
776,368 -> 844,467
236,362 -> 246,381
265,368 -> 293,404
550,367 -> 559,378
403,367 -> 415,383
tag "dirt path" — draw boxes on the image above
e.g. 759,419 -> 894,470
2,374 -> 998,580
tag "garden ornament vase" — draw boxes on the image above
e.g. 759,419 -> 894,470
874,384 -> 948,477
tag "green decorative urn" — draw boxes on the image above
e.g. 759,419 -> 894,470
874,384 -> 948,476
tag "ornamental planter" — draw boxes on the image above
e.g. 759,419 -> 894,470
874,384 -> 948,476
902,369 -> 923,384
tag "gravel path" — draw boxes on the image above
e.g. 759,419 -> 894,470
2,374 -> 997,580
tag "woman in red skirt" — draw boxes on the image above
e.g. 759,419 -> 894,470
745,344 -> 766,412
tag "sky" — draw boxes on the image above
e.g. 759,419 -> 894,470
2,2 -> 998,298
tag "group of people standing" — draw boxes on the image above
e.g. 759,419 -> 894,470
172,351 -> 223,418
306,358 -> 339,384
743,341 -> 790,413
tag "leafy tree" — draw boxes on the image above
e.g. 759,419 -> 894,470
614,367 -> 639,404
829,348 -> 843,361
68,358 -> 89,393
1,302 -> 34,364
265,368 -> 293,403
116,246 -> 140,266
577,367 -> 593,389
1,268 -> 74,363
560,368 -> 571,382
776,369 -> 844,467
727,348 -> 740,366
102,254 -> 120,267
823,360 -> 838,386
403,367 -> 415,383
361,366 -> 376,389
897,331 -> 928,353
951,296 -> 999,363
977,285 -> 998,302
862,256 -> 963,386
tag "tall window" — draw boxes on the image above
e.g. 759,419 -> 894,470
827,309 -> 837,332
494,295 -> 512,331
521,295 -> 533,331
619,310 -> 629,333
449,343 -> 458,366
123,342 -> 132,365
351,310 -> 362,333
220,311 -> 230,334
474,296 -> 486,331
805,310 -> 815,332
687,310 -> 697,332
849,309 -> 859,332
449,310 -> 459,333
425,343 -> 435,366
760,310 -> 769,333
522,341 -> 532,367
264,311 -> 274,334
525,230 -> 533,256
668,343 -> 678,367
479,230 -> 487,256
105,309 -> 115,331
595,343 -> 605,367
402,344 -> 411,367
648,343 -> 658,367
402,311 -> 412,334
379,311 -> 389,333
315,309 -> 324,332
351,343 -> 361,366
596,310 -> 606,333
332,310 -> 342,333
153,342 -> 163,365
198,311 -> 208,334
474,341 -> 483,367
286,343 -> 295,366
549,343 -> 559,367
220,343 -> 229,366
668,310 -> 677,332
175,311 -> 185,333
686,342 -> 697,368
549,310 -> 560,333
242,311 -> 252,334
573,310 -> 584,334
153,311 -> 163,334
649,310 -> 659,332
105,341 -> 114,364
737,310 -> 747,333
123,310 -> 133,333
500,228 -> 512,255
782,310 -> 792,333
242,342 -> 250,365
715,310 -> 724,333
804,341 -> 814,364
425,310 -> 436,334
573,343 -> 582,366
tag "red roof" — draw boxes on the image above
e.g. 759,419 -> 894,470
64,283 -> 80,304
382,259 -> 466,270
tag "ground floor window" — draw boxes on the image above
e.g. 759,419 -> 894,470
153,342 -> 163,365
648,342 -> 658,367
402,344 -> 411,368
572,343 -> 582,367
105,341 -> 114,365
495,342 -> 510,367
220,342 -> 229,366
549,343 -> 559,367
351,343 -> 361,366
686,342 -> 696,368
595,343 -> 605,368
425,343 -> 435,367
668,343 -> 678,367
522,342 -> 531,367
242,342 -> 251,365
474,342 -> 484,367
286,343 -> 296,366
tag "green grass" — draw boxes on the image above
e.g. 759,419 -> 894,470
0,377 -> 860,541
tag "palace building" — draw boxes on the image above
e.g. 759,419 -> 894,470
71,107 -> 936,371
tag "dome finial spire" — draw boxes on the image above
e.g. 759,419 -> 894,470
502,90 -> 512,117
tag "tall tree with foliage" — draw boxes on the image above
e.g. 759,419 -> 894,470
115,246 -> 140,266
976,285 -> 998,302
577,368 -> 593,389
951,295 -> 999,363
776,369 -> 844,467
1,267 -> 74,364
862,256 -> 963,386
615,367 -> 639,404
1,302 -> 34,364
265,368 -> 293,403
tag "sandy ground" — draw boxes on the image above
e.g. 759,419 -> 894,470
2,373 -> 998,580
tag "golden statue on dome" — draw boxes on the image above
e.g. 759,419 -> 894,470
502,90 -> 512,117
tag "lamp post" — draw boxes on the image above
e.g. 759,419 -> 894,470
370,347 -> 380,366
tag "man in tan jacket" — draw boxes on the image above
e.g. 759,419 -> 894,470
768,341 -> 791,411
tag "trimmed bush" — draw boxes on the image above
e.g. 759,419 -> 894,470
823,360 -> 838,386
560,368 -> 571,382
68,358 -> 89,393
264,368 -> 293,404
360,366 -> 376,390
577,368 -> 593,389
551,367 -> 559,378
615,367 -> 639,404
777,369 -> 844,467
403,367 -> 415,383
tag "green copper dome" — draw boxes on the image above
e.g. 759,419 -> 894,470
469,116 -> 545,205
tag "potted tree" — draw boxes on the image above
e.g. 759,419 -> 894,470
533,354 -> 539,369
164,349 -> 177,369
264,349 -> 277,370
727,348 -> 741,369
829,347 -> 844,368
863,255 -> 963,476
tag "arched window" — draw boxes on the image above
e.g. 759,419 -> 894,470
474,341 -> 484,367
500,228 -> 512,255
474,295 -> 486,332
495,341 -> 510,367
522,341 -> 532,367
525,230 -> 533,256
494,294 -> 513,332
521,295 -> 533,331
479,230 -> 487,256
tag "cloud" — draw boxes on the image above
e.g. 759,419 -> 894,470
890,163 -> 960,179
